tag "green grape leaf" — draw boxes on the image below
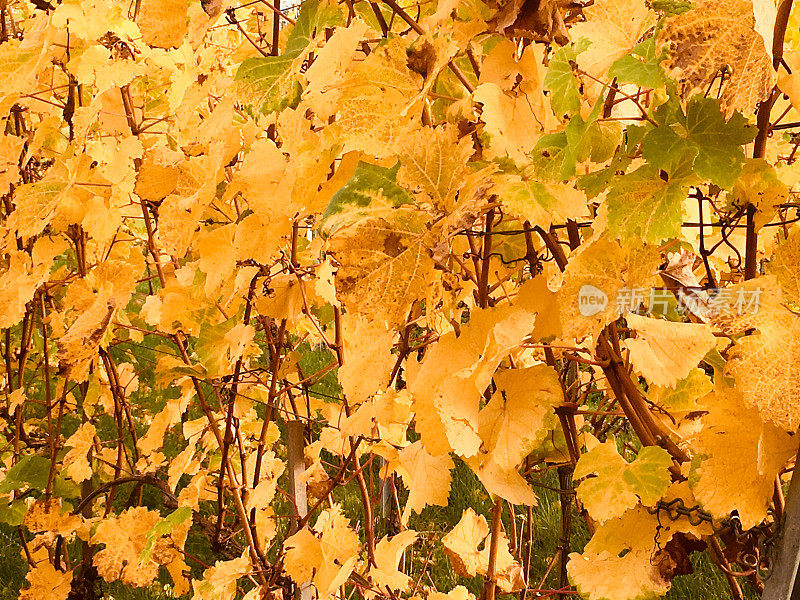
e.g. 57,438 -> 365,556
605,164 -> 687,245
608,37 -> 666,89
0,499 -> 27,526
544,39 -> 590,118
642,96 -> 756,188
533,108 -> 622,181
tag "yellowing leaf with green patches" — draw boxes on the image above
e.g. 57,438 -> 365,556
574,439 -> 672,523
322,161 -> 414,232
492,173 -> 588,230
91,507 -> 165,587
642,97 -> 755,188
569,0 -> 655,100
605,165 -> 688,245
236,0 -> 346,114
647,367 -> 713,414
730,158 -> 790,211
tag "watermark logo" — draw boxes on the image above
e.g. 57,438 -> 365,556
577,284 -> 608,316
575,285 -> 762,317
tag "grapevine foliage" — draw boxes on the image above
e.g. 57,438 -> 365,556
0,0 -> 799,599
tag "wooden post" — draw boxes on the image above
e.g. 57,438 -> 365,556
286,420 -> 312,600
763,442 -> 800,600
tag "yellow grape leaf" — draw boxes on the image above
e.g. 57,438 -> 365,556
134,147 -> 183,202
441,508 -> 525,591
63,422 -> 96,483
568,503 -> 710,600
0,17 -> 54,115
194,321 -> 260,380
283,505 -> 360,599
159,515 -> 192,596
0,134 -> 24,194
302,20 -> 372,120
369,530 -> 417,591
341,389 -> 413,448
6,166 -> 69,241
429,586 -> 476,600
195,223 -> 237,296
441,508 -> 489,577
481,531 -> 526,592
282,528 -> 324,585
327,206 -> 437,326
138,398 -> 187,457
658,0 -> 776,114
691,380 -> 796,528
91,507 -> 164,587
19,563 -> 72,600
68,46 -> 142,91
622,314 -> 717,388
778,50 -> 800,112
464,453 -> 537,505
569,0 -> 655,99
768,228 -> 800,305
724,277 -> 800,430
492,174 -> 588,232
473,43 -> 554,163
477,365 -> 563,470
247,451 -> 286,511
334,38 -> 423,157
396,124 -> 474,212
338,312 -> 396,405
56,295 -> 116,382
477,38 -> 530,91
406,278 -> 544,457
557,237 -> 661,344
156,155 -> 220,257
192,555 -> 252,600
731,158 -> 790,212
24,499 -> 83,537
753,0 -> 777,60
574,438 -> 672,523
0,250 -> 54,329
254,273 -> 304,323
137,0 -> 189,48
391,440 -> 454,524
